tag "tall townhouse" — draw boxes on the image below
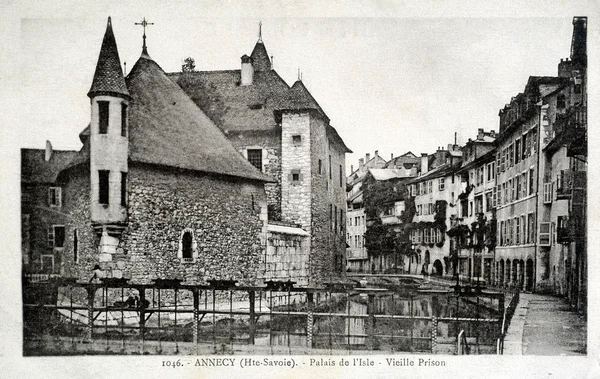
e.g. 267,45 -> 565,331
538,17 -> 587,312
451,129 -> 497,285
405,145 -> 462,276
346,151 -> 386,272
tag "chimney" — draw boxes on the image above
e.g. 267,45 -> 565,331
350,165 -> 354,173
490,130 -> 496,137
420,153 -> 428,174
477,128 -> 484,140
375,150 -> 379,158
558,58 -> 573,78
359,158 -> 365,169
240,54 -> 254,85
390,153 -> 394,160
45,140 -> 53,162
365,153 -> 370,162
571,17 -> 587,69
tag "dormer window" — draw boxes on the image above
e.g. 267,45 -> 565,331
98,101 -> 109,134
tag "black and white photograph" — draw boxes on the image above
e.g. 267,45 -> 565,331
1,1 -> 598,378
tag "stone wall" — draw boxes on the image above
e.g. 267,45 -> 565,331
21,182 -> 71,273
62,163 -> 268,285
263,230 -> 310,286
280,112 -> 312,230
227,130 -> 282,220
309,116 -> 347,284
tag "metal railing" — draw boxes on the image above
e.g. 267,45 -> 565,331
23,278 -> 507,355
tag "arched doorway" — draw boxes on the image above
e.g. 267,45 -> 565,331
423,250 -> 431,275
526,259 -> 534,291
499,260 -> 505,287
506,259 -> 511,287
433,260 -> 443,276
512,260 -> 518,283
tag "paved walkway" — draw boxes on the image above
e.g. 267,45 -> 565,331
503,293 -> 586,355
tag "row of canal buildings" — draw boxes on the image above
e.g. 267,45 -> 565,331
346,17 -> 587,313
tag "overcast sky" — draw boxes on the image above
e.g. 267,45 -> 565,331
10,6 -> 587,172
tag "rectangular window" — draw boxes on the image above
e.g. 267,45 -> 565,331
290,169 -> 301,184
329,155 -> 332,180
121,172 -> 127,206
48,225 -> 65,248
529,168 -> 535,195
339,209 -> 344,233
99,170 -> 109,205
508,144 -> 514,167
522,133 -> 528,160
73,229 -> 78,263
528,213 -> 535,244
247,149 -> 262,171
439,178 -> 445,191
48,187 -> 61,207
515,175 -> 521,201
515,217 -> 520,244
515,138 -> 521,164
485,191 -> 493,212
121,103 -> 127,136
318,159 -> 322,175
292,135 -> 302,145
521,215 -> 526,245
98,101 -> 109,134
339,165 -> 343,187
539,222 -> 551,246
329,204 -> 333,231
521,173 -> 527,198
531,128 -> 537,154
543,182 -> 553,204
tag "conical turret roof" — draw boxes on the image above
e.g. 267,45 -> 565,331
250,41 -> 271,71
88,17 -> 129,99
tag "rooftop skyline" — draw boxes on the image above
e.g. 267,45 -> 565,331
14,15 -> 581,171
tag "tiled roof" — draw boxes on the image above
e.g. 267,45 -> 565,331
21,148 -> 78,184
168,69 -> 290,133
124,54 -> 273,182
250,41 -> 271,71
87,17 -> 129,99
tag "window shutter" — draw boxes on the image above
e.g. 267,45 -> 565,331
539,222 -> 551,246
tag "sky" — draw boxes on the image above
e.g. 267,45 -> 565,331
6,5 -> 589,172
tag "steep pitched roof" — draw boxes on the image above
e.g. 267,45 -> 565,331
21,148 -> 78,184
250,41 -> 271,71
87,17 -> 129,99
168,69 -> 290,133
124,54 -> 273,182
276,80 -> 329,123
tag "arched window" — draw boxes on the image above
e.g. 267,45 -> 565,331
178,228 -> 197,263
182,232 -> 193,259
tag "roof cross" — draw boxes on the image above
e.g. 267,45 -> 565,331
135,17 -> 154,53
258,21 -> 263,42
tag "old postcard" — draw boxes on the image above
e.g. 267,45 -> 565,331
1,0 -> 598,378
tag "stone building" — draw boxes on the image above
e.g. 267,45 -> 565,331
169,26 -> 351,284
21,18 -> 351,286
452,129 -> 497,284
23,18 -> 273,284
345,151 -> 387,272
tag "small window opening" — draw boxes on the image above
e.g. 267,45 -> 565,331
98,101 -> 109,134
99,170 -> 109,205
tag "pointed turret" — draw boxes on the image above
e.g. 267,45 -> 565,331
250,22 -> 271,71
88,17 -> 129,99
